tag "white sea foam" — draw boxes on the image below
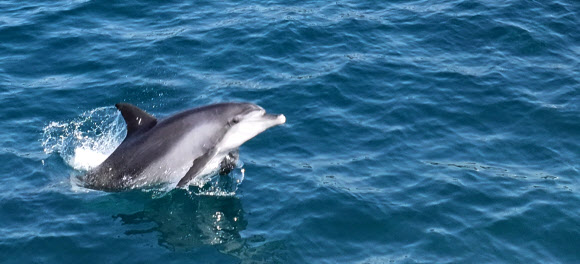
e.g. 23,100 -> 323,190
71,147 -> 110,170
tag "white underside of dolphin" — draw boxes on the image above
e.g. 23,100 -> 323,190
81,102 -> 285,191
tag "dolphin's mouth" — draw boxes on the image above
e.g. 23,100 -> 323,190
263,113 -> 286,124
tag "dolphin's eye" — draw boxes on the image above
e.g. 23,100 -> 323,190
231,117 -> 240,125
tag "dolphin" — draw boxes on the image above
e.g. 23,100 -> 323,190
81,102 -> 286,191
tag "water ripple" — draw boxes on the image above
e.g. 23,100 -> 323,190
1,0 -> 579,263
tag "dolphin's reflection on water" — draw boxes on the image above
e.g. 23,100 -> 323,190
114,189 -> 246,251
112,188 -> 288,262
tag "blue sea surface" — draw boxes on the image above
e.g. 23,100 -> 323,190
1,0 -> 579,263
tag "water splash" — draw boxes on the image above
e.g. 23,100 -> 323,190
192,166 -> 246,197
41,106 -> 125,171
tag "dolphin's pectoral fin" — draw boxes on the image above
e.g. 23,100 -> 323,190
219,150 -> 239,175
177,150 -> 214,188
115,103 -> 158,138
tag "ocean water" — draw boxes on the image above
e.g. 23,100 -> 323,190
1,0 -> 579,263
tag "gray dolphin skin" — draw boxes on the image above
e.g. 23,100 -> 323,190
82,102 -> 286,191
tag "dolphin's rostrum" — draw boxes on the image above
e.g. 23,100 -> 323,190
82,102 -> 286,191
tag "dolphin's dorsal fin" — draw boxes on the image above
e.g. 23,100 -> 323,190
115,103 -> 157,138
